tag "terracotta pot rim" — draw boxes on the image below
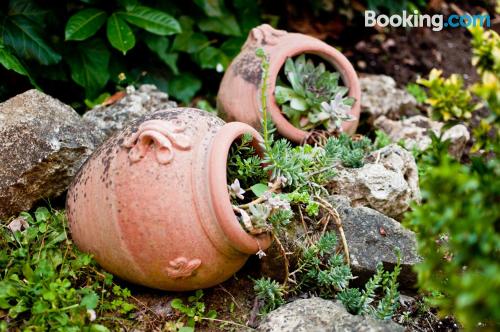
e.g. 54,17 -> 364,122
265,36 -> 361,143
208,122 -> 272,255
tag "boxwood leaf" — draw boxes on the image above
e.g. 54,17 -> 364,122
106,13 -> 135,54
66,38 -> 110,97
118,6 -> 181,36
65,8 -> 107,41
1,16 -> 61,65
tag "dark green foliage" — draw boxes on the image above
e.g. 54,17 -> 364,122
227,133 -> 267,190
253,277 -> 285,315
0,0 -> 262,105
405,150 -> 500,329
0,207 -> 135,331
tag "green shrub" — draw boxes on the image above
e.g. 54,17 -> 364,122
0,0 -> 262,106
417,68 -> 478,122
0,207 -> 135,331
405,151 -> 500,329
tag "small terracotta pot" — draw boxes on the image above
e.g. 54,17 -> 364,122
66,108 -> 271,291
217,24 -> 361,143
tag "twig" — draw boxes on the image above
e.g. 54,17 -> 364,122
298,206 -> 313,246
238,181 -> 282,209
217,285 -> 243,311
202,317 -> 254,330
314,196 -> 350,266
272,232 -> 289,287
247,297 -> 262,328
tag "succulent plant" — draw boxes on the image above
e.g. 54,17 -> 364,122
275,54 -> 355,132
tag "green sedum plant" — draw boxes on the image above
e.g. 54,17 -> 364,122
0,207 -> 135,331
253,277 -> 285,315
275,54 -> 356,132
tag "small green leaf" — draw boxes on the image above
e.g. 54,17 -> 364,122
65,8 -> 107,41
250,183 -> 268,197
178,327 -> 194,332
118,6 -> 181,36
106,13 -> 135,54
0,46 -> 28,76
143,34 -> 179,74
194,0 -> 223,17
198,16 -> 241,36
2,16 -> 61,65
35,207 -> 50,223
66,38 -> 110,97
81,292 -> 99,309
168,74 -> 201,103
90,324 -> 110,332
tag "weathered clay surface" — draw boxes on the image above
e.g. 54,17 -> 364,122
374,115 -> 470,158
83,84 -> 176,143
360,74 -> 417,120
328,144 -> 420,220
330,195 -> 420,288
257,297 -> 404,332
260,194 -> 419,289
0,90 -> 101,220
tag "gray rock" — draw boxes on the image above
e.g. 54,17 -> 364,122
257,297 -> 404,332
374,115 -> 470,159
260,195 -> 420,289
330,195 -> 420,288
360,75 -> 417,120
0,90 -> 101,220
328,144 -> 420,220
83,84 -> 177,143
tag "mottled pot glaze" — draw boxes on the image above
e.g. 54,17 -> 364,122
217,24 -> 361,143
66,108 -> 271,291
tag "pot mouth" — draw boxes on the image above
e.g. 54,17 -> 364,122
208,122 -> 272,255
266,43 -> 361,142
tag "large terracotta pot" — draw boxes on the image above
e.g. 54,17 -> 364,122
66,108 -> 271,291
217,24 -> 361,143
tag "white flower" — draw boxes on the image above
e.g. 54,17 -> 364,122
228,179 -> 245,200
256,249 -> 267,259
87,309 -> 96,321
216,63 -> 224,73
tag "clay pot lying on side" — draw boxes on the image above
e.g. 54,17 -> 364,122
66,108 -> 271,291
217,24 -> 361,143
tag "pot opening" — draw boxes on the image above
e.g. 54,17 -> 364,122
208,123 -> 272,255
273,52 -> 357,136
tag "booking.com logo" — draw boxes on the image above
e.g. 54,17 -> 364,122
365,10 -> 491,31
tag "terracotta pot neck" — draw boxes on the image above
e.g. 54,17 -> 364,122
207,122 -> 272,255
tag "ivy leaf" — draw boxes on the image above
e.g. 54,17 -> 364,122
66,38 -> 110,97
65,8 -> 107,41
118,6 -> 181,36
198,16 -> 241,36
143,34 -> 179,75
106,13 -> 135,54
0,45 -> 38,87
1,16 -> 61,65
168,73 -> 201,103
193,0 -> 223,17
8,0 -> 48,25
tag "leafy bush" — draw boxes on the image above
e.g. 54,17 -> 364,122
0,0 -> 262,106
170,290 -> 216,332
405,151 -> 500,329
417,69 -> 477,122
275,54 -> 355,132
0,207 -> 135,331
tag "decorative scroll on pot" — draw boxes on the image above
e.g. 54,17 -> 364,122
217,24 -> 361,143
66,108 -> 271,291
